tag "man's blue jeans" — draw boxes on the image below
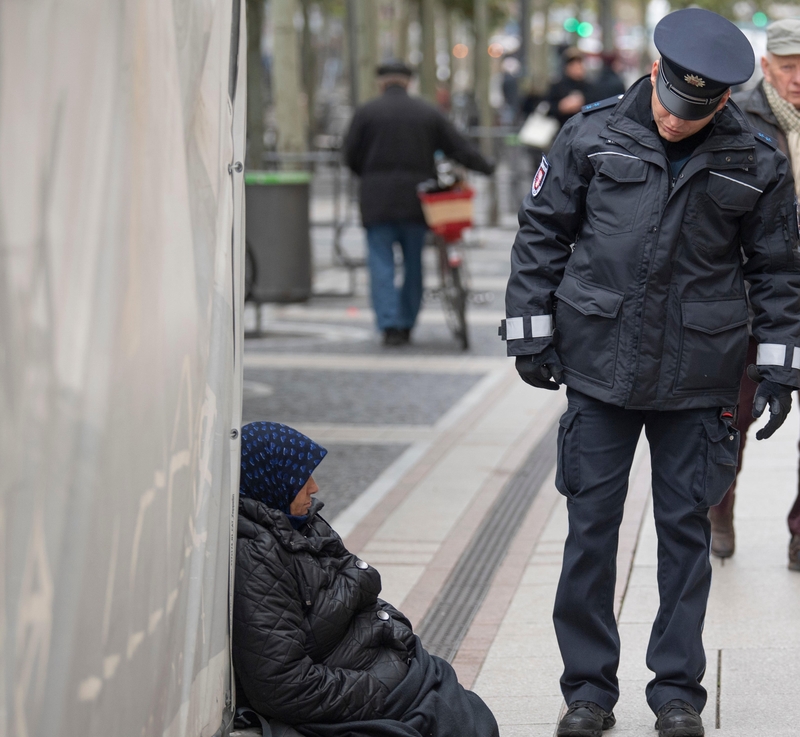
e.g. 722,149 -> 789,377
365,222 -> 428,331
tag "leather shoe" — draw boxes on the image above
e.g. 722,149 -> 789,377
708,507 -> 735,559
789,534 -> 800,572
654,700 -> 704,737
556,700 -> 616,737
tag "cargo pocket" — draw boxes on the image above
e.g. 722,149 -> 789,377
555,274 -> 624,388
556,406 -> 581,499
694,416 -> 740,508
675,298 -> 749,393
587,155 -> 648,235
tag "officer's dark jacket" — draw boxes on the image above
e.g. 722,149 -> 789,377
505,77 -> 800,410
233,497 -> 415,724
735,80 -> 790,161
343,85 -> 493,226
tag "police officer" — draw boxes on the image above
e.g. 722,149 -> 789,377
501,9 -> 800,737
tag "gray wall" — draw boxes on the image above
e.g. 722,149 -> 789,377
0,1 -> 246,735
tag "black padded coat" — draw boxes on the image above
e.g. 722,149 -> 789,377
233,497 -> 415,725
343,85 -> 493,225
504,76 -> 800,410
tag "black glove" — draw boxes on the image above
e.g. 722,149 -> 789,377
515,346 -> 564,391
748,364 -> 794,440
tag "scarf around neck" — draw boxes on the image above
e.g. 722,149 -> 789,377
764,80 -> 800,195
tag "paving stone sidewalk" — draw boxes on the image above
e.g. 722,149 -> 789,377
240,222 -> 800,736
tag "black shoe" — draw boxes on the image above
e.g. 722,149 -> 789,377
382,328 -> 406,346
557,701 -> 616,737
654,700 -> 704,737
400,328 -> 411,343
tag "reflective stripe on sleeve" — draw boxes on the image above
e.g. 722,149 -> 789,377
504,315 -> 553,340
793,347 -> 800,370
530,314 -> 553,338
757,343 -> 787,366
505,317 -> 525,340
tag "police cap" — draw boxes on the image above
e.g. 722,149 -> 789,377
654,8 -> 754,120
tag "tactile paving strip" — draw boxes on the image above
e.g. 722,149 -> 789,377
416,417 -> 559,661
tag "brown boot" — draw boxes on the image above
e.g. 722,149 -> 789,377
789,535 -> 800,572
709,506 -> 735,558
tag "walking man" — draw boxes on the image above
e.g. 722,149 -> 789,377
344,61 -> 493,346
710,19 -> 800,569
501,9 -> 800,737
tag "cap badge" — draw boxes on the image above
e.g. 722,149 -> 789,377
684,74 -> 706,88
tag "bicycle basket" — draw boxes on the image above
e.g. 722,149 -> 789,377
418,186 -> 474,239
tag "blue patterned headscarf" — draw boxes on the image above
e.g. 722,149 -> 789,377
239,422 -> 328,513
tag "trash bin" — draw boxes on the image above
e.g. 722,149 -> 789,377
245,170 -> 312,303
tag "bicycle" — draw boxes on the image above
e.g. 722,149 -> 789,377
418,182 -> 474,351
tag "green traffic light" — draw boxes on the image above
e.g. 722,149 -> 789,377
564,18 -> 580,33
753,12 -> 768,27
577,22 -> 594,38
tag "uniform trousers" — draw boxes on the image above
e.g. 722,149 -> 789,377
553,388 -> 739,716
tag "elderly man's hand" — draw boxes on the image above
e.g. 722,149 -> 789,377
515,347 -> 564,390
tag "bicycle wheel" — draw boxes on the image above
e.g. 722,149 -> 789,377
438,240 -> 469,350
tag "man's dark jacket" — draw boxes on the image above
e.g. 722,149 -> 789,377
233,497 -> 414,724
505,77 -> 800,410
735,80 -> 791,160
343,85 -> 493,225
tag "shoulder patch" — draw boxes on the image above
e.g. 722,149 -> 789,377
582,94 -> 624,114
532,156 -> 550,197
753,129 -> 778,149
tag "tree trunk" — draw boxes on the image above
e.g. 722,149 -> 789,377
599,0 -> 614,53
520,0 -> 531,80
360,0 -> 379,103
420,0 -> 436,101
474,0 -> 491,139
473,0 -> 496,224
443,7 -> 453,94
394,0 -> 410,61
246,0 -> 265,169
273,0 -> 307,155
531,0 -> 550,95
301,0 -> 316,148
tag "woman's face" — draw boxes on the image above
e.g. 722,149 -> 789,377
289,476 -> 319,516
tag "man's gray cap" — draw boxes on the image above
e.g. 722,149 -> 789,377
767,19 -> 800,56
376,59 -> 413,77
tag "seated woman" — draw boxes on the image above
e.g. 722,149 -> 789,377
233,421 -> 499,737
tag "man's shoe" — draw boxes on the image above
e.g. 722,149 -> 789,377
400,328 -> 411,343
789,534 -> 800,571
654,700 -> 704,737
556,701 -> 616,737
709,508 -> 735,558
382,328 -> 406,346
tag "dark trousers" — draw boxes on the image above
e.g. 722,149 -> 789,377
365,222 -> 428,332
713,336 -> 800,536
553,388 -> 739,715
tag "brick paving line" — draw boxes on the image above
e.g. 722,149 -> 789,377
341,365 -> 516,555
398,394 -> 568,629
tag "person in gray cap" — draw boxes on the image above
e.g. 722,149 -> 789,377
501,8 -> 800,737
711,18 -> 800,569
343,61 -> 493,346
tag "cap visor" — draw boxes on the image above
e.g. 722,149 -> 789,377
655,73 -> 717,120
